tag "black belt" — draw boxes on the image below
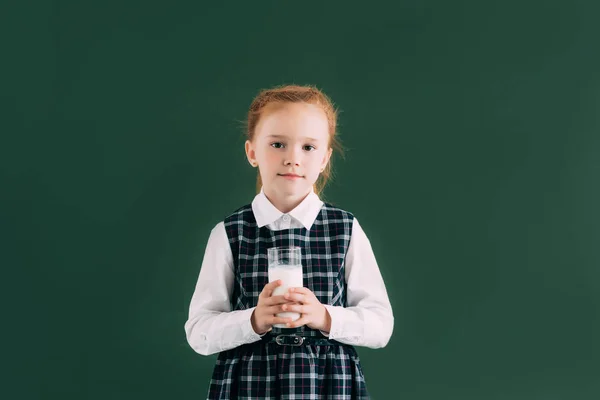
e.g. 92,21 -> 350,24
262,333 -> 342,347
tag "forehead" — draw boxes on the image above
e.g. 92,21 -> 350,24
255,102 -> 329,142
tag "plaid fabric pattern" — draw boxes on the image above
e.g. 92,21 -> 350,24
206,203 -> 370,399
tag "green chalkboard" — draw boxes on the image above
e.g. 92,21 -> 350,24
3,1 -> 599,399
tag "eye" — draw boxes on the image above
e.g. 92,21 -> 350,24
303,145 -> 316,152
270,142 -> 284,149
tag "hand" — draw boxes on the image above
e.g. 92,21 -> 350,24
250,280 -> 294,335
281,287 -> 332,332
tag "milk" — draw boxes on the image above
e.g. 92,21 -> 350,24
268,264 -> 303,327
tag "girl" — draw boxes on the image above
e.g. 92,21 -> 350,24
184,84 -> 394,399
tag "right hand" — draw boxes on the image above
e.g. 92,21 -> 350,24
250,280 -> 294,335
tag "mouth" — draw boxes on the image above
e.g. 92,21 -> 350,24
278,173 -> 303,179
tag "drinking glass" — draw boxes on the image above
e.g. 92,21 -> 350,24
267,246 -> 303,327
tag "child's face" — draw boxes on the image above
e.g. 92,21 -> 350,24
245,102 -> 332,200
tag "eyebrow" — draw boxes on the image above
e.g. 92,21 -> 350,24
266,134 -> 320,141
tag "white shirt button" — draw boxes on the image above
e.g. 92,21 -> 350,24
282,215 -> 290,222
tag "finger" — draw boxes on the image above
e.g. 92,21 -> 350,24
288,287 -> 311,295
287,287 -> 318,302
281,303 -> 307,314
260,280 -> 282,298
263,304 -> 291,315
265,295 -> 293,306
261,304 -> 301,318
284,292 -> 307,304
284,316 -> 309,329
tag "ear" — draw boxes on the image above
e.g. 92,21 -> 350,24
321,147 -> 333,171
245,140 -> 257,167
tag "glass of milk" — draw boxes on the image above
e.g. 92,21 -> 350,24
267,246 -> 303,327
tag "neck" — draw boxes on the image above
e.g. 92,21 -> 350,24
263,188 -> 311,213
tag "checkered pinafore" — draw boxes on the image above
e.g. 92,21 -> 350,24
206,203 -> 370,399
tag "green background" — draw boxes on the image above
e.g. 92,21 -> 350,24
3,1 -> 599,399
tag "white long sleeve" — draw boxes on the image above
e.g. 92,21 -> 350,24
184,223 -> 264,356
322,218 -> 394,348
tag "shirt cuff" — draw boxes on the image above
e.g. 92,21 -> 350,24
322,305 -> 342,339
321,304 -> 367,343
239,307 -> 267,343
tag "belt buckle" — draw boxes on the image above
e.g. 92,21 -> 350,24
275,334 -> 304,346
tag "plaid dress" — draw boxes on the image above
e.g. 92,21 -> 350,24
206,203 -> 370,399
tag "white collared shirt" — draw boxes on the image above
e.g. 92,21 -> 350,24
184,189 -> 394,356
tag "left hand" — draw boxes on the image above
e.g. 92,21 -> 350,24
282,287 -> 332,332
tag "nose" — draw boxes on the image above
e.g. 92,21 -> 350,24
283,146 -> 301,166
